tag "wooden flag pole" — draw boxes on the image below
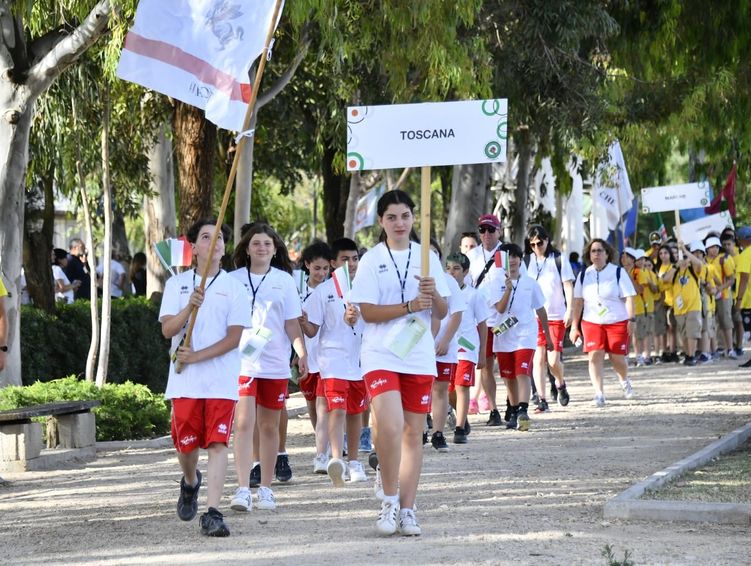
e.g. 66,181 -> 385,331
176,0 -> 284,373
674,209 -> 683,260
420,166 -> 431,277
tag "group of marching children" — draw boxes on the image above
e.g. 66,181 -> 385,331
622,227 -> 749,368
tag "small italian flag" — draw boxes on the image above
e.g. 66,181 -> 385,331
154,237 -> 193,275
331,263 -> 352,299
494,250 -> 510,271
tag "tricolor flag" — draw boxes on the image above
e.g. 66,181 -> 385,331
494,250 -> 510,272
331,263 -> 352,300
155,237 -> 193,275
117,0 -> 282,131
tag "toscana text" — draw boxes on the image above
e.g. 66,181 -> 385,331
400,128 -> 455,141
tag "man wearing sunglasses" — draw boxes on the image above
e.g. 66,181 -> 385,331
466,214 -> 505,426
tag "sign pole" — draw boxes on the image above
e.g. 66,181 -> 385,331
420,166 -> 431,277
674,209 -> 683,259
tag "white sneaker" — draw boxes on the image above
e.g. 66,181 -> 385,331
376,498 -> 399,536
728,349 -> 738,360
313,453 -> 328,474
327,457 -> 346,487
593,393 -> 606,408
348,460 -> 367,483
255,486 -> 276,510
635,355 -> 646,367
622,380 -> 634,399
374,465 -> 384,500
230,487 -> 252,512
398,508 -> 421,536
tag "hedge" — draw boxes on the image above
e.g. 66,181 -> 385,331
20,297 -> 170,392
0,376 -> 170,441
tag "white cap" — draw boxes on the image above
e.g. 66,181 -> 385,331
622,247 -> 637,259
633,249 -> 646,260
705,236 -> 722,249
689,240 -> 706,253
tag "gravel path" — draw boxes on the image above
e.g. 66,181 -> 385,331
1,354 -> 749,565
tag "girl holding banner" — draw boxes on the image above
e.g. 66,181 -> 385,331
349,190 -> 449,537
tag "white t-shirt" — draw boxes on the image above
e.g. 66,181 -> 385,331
301,281 -> 321,374
467,243 -> 502,287
52,265 -> 73,304
307,277 -> 364,381
435,273 -> 467,364
230,267 -> 302,379
488,274 -> 546,352
457,284 -> 493,364
96,260 -> 126,297
526,252 -> 575,320
573,263 -> 636,324
350,242 -> 450,376
159,269 -> 251,400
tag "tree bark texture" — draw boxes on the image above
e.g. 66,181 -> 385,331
342,172 -> 361,239
510,129 -> 534,246
173,102 -> 217,234
443,164 -> 492,258
321,141 -> 348,243
22,171 -> 55,312
144,122 -> 176,297
95,97 -> 112,388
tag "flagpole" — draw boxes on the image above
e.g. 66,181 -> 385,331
421,166 -> 431,277
176,0 -> 284,373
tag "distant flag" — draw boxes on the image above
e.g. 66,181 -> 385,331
353,184 -> 386,233
658,223 -> 668,241
592,140 -> 634,231
705,163 -> 737,217
154,237 -> 193,275
116,0 -> 283,131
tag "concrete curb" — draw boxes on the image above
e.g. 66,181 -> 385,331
604,421 -> 751,524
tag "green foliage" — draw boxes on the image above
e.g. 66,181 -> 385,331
20,296 -> 170,392
0,376 -> 170,441
601,544 -> 635,566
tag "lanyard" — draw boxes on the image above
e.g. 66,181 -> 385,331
192,269 -> 221,293
385,242 -> 411,302
595,267 -> 606,304
533,255 -> 548,280
506,278 -> 519,312
247,266 -> 271,318
303,280 -> 313,302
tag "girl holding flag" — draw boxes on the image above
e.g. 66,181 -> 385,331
350,190 -> 449,536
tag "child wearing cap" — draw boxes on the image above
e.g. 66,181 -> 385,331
705,236 -> 737,358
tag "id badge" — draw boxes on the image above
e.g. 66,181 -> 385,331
241,327 -> 273,364
597,304 -> 610,318
675,296 -> 684,310
385,316 -> 428,359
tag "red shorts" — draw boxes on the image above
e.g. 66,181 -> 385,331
485,328 -> 495,359
581,320 -> 629,355
322,378 -> 368,414
171,398 -> 235,453
238,376 -> 288,410
363,370 -> 434,414
537,319 -> 565,351
436,362 -> 456,383
452,360 -> 475,389
299,372 -> 320,401
495,350 -> 535,379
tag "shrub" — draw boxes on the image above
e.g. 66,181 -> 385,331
0,376 -> 170,441
20,296 -> 170,392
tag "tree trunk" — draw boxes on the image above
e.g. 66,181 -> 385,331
112,206 -> 130,262
23,171 -> 55,312
173,102 -> 217,234
144,122 -> 176,297
510,128 -> 534,246
342,172 -> 361,239
443,164 -> 492,258
95,94 -> 112,388
321,141 -> 348,243
234,111 -> 258,242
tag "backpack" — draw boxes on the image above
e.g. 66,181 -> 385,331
578,265 -> 622,290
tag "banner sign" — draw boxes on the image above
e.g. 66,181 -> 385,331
641,182 -> 711,214
673,211 -> 734,242
346,99 -> 508,171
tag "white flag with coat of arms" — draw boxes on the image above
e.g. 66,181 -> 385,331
592,140 -> 634,232
117,0 -> 282,132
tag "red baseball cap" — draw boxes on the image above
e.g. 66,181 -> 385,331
478,214 -> 501,229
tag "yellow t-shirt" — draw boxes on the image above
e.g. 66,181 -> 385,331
710,254 -> 735,300
632,268 -> 654,315
0,278 -> 7,297
672,265 -> 702,315
643,269 -> 659,314
658,264 -> 674,307
736,246 -> 751,309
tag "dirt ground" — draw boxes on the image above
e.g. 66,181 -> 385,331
1,353 -> 750,565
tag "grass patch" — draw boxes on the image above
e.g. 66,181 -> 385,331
643,439 -> 751,503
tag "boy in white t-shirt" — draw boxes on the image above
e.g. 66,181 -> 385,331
302,238 -> 368,486
159,218 -> 251,537
445,253 -> 490,444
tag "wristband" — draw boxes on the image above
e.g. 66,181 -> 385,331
406,301 -> 413,314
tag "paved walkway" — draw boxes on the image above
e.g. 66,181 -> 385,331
0,353 -> 749,565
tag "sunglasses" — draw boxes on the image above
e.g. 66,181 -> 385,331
478,226 -> 497,234
529,241 -> 545,248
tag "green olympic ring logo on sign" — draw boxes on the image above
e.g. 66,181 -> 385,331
484,141 -> 501,159
347,152 -> 365,171
496,119 -> 508,141
482,99 -> 503,116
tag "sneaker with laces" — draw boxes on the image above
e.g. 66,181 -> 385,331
376,498 -> 399,536
255,486 -> 276,510
453,426 -> 467,444
697,353 -> 712,364
468,399 -> 480,415
359,427 -> 373,453
593,393 -> 606,408
200,507 -> 230,537
505,411 -> 518,430
533,399 -> 549,414
368,451 -> 379,471
516,409 -> 530,432
327,457 -> 346,487
431,431 -> 449,452
176,469 -> 201,522
622,380 -> 634,399
734,347 -> 744,357
463,419 -> 471,436
373,465 -> 384,501
249,463 -> 261,488
727,349 -> 738,359
683,355 -> 697,366
486,408 -> 502,426
447,407 -> 456,430
398,508 -> 421,536
557,383 -> 570,407
654,355 -> 663,365
275,454 -> 292,483
230,487 -> 252,512
313,453 -> 329,474
636,355 -> 646,367
348,460 -> 367,482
